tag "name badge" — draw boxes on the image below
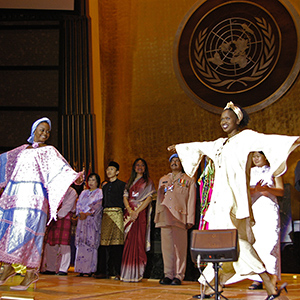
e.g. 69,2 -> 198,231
132,191 -> 139,198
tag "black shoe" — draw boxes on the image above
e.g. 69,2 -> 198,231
171,278 -> 181,285
93,273 -> 108,279
56,271 -> 68,276
193,291 -> 225,299
40,270 -> 56,275
159,277 -> 173,285
265,282 -> 287,300
248,281 -> 263,290
193,294 -> 215,299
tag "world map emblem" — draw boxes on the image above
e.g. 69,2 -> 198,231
174,0 -> 300,113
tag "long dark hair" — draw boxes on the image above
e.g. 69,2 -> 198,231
126,158 -> 150,189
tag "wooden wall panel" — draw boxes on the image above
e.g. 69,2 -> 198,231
96,0 -> 300,219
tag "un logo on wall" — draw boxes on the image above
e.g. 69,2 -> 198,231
174,0 -> 300,113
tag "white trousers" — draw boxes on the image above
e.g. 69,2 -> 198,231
44,244 -> 71,273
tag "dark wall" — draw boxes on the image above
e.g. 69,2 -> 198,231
0,4 -> 96,172
0,21 -> 60,151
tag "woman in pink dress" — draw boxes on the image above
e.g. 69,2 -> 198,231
0,117 -> 83,290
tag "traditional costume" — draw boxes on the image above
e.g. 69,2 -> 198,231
43,186 -> 78,274
96,176 -> 126,278
74,188 -> 103,274
175,129 -> 299,283
120,177 -> 155,282
198,157 -> 214,230
0,144 -> 80,269
250,165 -> 281,278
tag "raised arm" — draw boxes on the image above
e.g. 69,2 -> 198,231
167,145 -> 176,152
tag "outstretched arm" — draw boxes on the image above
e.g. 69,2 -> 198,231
167,145 -> 176,152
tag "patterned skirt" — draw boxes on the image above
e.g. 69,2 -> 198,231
101,207 -> 124,246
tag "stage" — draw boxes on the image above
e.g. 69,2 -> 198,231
0,272 -> 299,300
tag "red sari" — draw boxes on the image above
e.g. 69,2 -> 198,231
120,177 -> 155,282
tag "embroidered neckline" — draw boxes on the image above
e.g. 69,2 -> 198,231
32,142 -> 42,148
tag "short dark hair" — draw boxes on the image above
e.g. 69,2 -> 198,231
108,161 -> 119,171
88,172 -> 101,188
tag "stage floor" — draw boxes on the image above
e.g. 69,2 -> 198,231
0,272 -> 299,300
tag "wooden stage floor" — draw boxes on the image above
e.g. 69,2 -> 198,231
0,272 -> 299,300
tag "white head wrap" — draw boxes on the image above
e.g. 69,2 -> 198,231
224,101 -> 243,123
27,117 -> 51,143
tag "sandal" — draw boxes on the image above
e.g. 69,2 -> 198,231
249,281 -> 263,290
0,264 -> 16,285
10,269 -> 39,291
265,282 -> 287,300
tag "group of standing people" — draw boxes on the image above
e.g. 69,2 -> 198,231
0,115 -> 158,290
0,99 -> 299,300
93,158 -> 156,283
92,154 -> 195,285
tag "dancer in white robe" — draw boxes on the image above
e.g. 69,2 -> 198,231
168,102 -> 300,300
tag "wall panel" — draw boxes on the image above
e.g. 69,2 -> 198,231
97,0 -> 300,219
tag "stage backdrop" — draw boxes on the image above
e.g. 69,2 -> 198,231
89,0 -> 300,220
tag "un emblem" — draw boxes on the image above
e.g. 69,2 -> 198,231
174,0 -> 300,113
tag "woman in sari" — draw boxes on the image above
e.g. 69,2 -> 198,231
74,172 -> 103,276
120,158 -> 155,282
0,117 -> 84,290
168,102 -> 300,299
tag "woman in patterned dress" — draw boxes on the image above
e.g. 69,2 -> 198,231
0,117 -> 83,290
74,173 -> 103,276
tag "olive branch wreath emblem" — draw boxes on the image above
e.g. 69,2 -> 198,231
193,17 -> 275,90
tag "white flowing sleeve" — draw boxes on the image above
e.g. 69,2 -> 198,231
39,146 -> 80,223
175,140 -> 219,177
